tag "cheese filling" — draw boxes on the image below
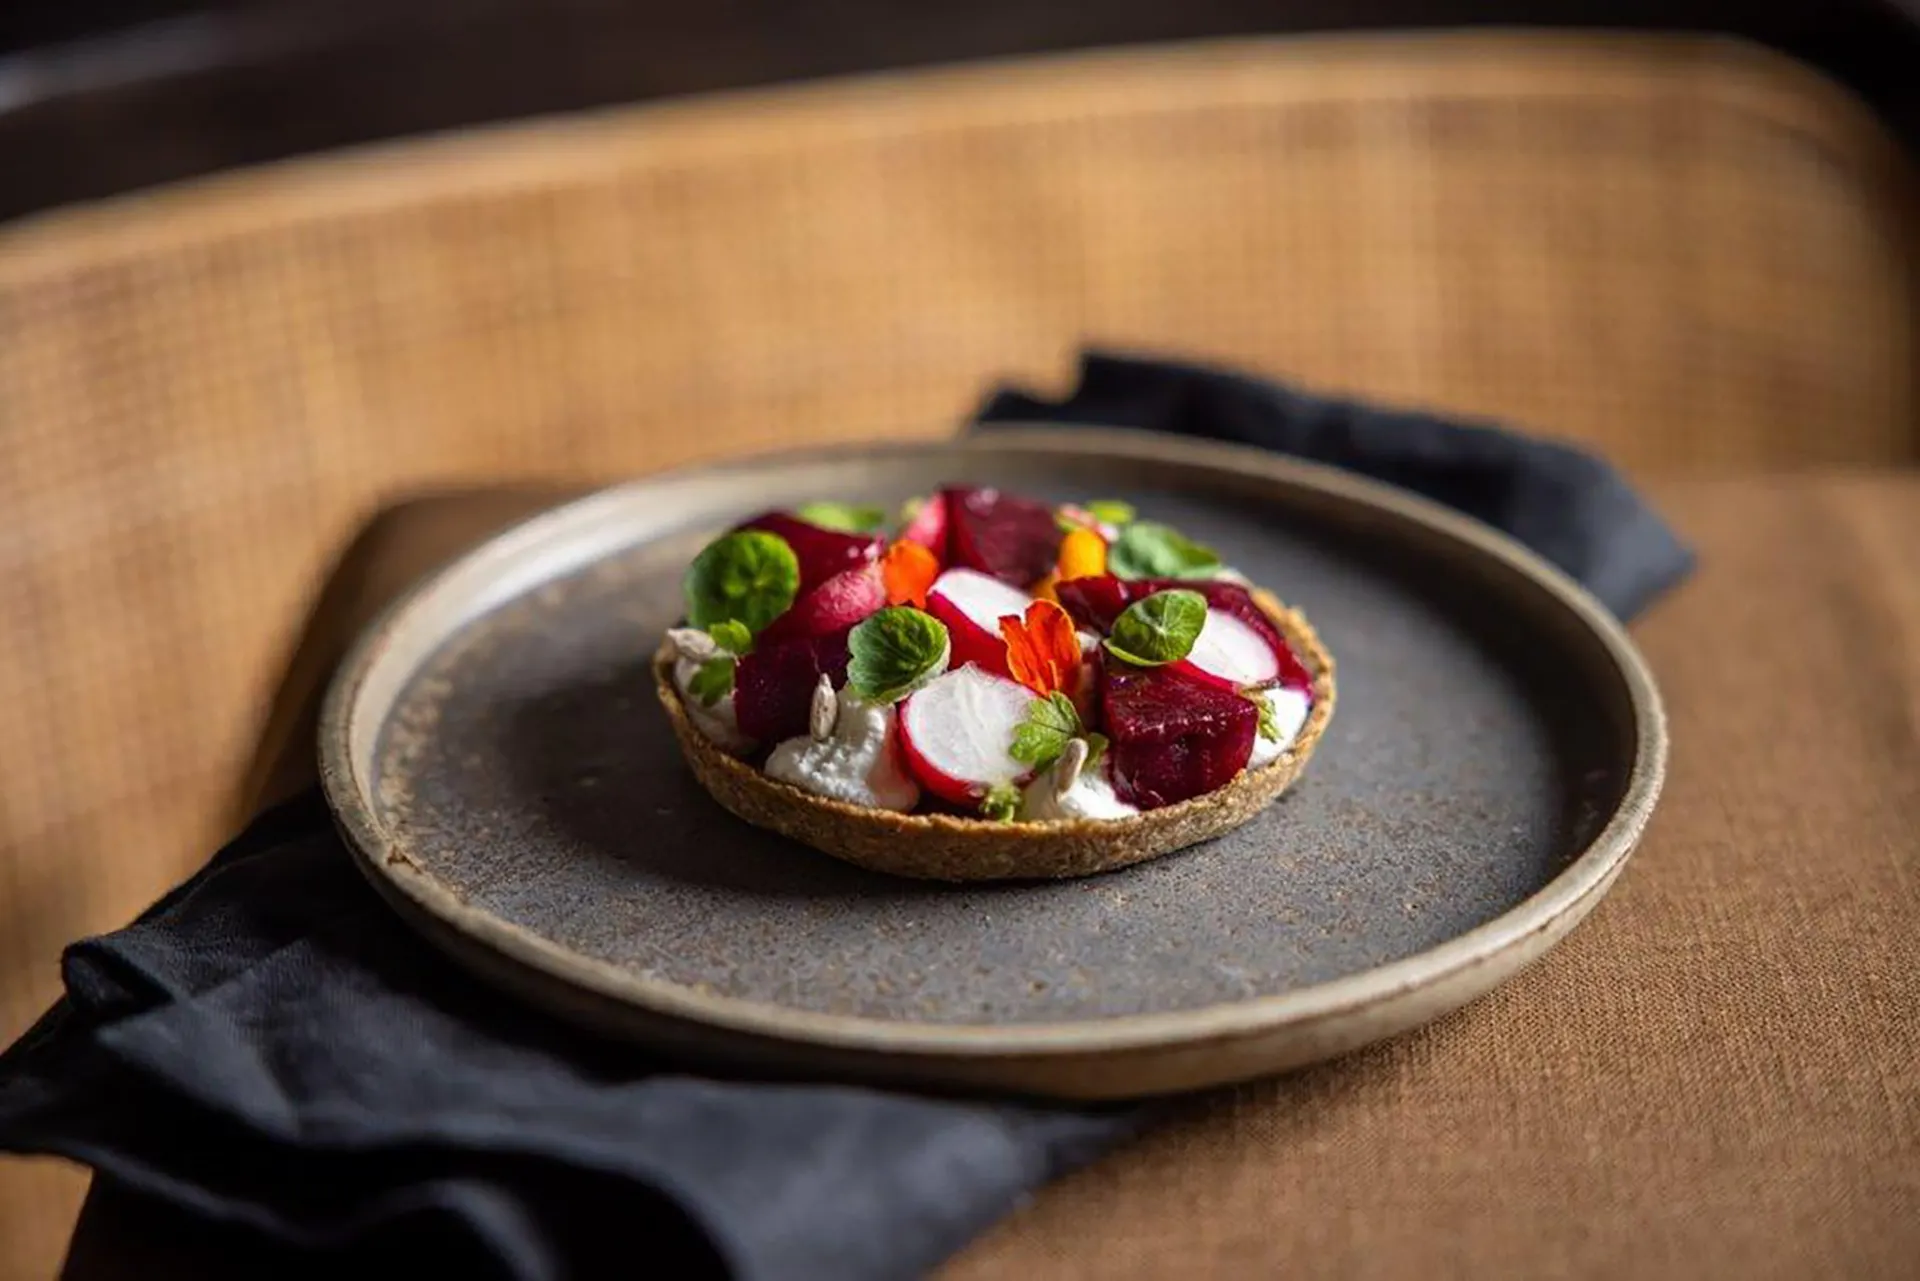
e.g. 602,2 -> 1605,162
765,693 -> 920,812
672,655 -> 754,755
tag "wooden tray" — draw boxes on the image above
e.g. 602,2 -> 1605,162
319,429 -> 1666,1099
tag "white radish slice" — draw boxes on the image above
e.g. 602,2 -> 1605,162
897,665 -> 1037,804
924,567 -> 1035,676
1175,608 -> 1281,689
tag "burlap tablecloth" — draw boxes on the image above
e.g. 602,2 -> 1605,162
56,472 -> 1920,1279
949,473 -> 1920,1280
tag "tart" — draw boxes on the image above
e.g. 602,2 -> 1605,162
654,488 -> 1335,881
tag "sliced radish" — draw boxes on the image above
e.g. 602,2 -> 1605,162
758,562 -> 886,647
897,665 -> 1037,804
923,567 -> 1032,678
1173,607 -> 1281,691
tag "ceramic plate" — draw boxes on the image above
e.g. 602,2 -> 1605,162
320,429 -> 1665,1099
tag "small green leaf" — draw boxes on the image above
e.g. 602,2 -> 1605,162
1009,691 -> 1081,771
1082,732 -> 1109,771
684,530 -> 801,635
688,656 -> 736,707
1107,522 -> 1221,580
708,620 -> 753,655
847,607 -> 950,703
796,501 -> 888,534
1253,693 -> 1279,742
980,782 -> 1021,823
1105,589 -> 1208,666
1054,500 -> 1136,534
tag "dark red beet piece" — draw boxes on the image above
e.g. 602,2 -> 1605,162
734,628 -> 854,743
941,486 -> 1060,587
1054,575 -> 1132,633
1100,659 -> 1257,810
736,512 -> 884,595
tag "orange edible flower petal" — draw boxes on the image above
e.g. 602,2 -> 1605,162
881,540 -> 939,608
1056,527 -> 1107,581
999,600 -> 1083,696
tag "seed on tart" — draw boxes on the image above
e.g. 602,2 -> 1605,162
655,487 -> 1334,881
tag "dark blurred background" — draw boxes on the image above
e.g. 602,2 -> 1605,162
4,1 -> 1919,222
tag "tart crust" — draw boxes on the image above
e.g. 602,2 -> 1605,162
654,591 -> 1335,882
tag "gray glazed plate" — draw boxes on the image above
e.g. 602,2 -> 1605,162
320,429 -> 1666,1100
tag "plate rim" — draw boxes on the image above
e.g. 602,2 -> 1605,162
319,426 -> 1668,1062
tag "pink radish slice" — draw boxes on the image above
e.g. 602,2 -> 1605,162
758,563 -> 886,647
898,665 -> 1037,804
898,493 -> 949,557
1059,574 -> 1313,692
1172,608 -> 1281,691
924,567 -> 1032,678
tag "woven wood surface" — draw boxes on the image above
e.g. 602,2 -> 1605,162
1,32 -> 1915,1278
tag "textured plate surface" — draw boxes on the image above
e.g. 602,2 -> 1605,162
322,430 -> 1665,1098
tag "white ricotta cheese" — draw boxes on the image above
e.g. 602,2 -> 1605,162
1019,757 -> 1139,822
1249,686 -> 1312,768
765,693 -> 920,812
672,655 -> 754,755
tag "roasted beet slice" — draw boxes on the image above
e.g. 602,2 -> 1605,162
1053,575 -> 1132,633
736,512 -> 884,595
1100,659 -> 1257,809
733,628 -> 854,743
941,486 -> 1060,588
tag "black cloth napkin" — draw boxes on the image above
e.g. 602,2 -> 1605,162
0,353 -> 1691,1281
0,794 -> 1133,1281
977,351 -> 1694,620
